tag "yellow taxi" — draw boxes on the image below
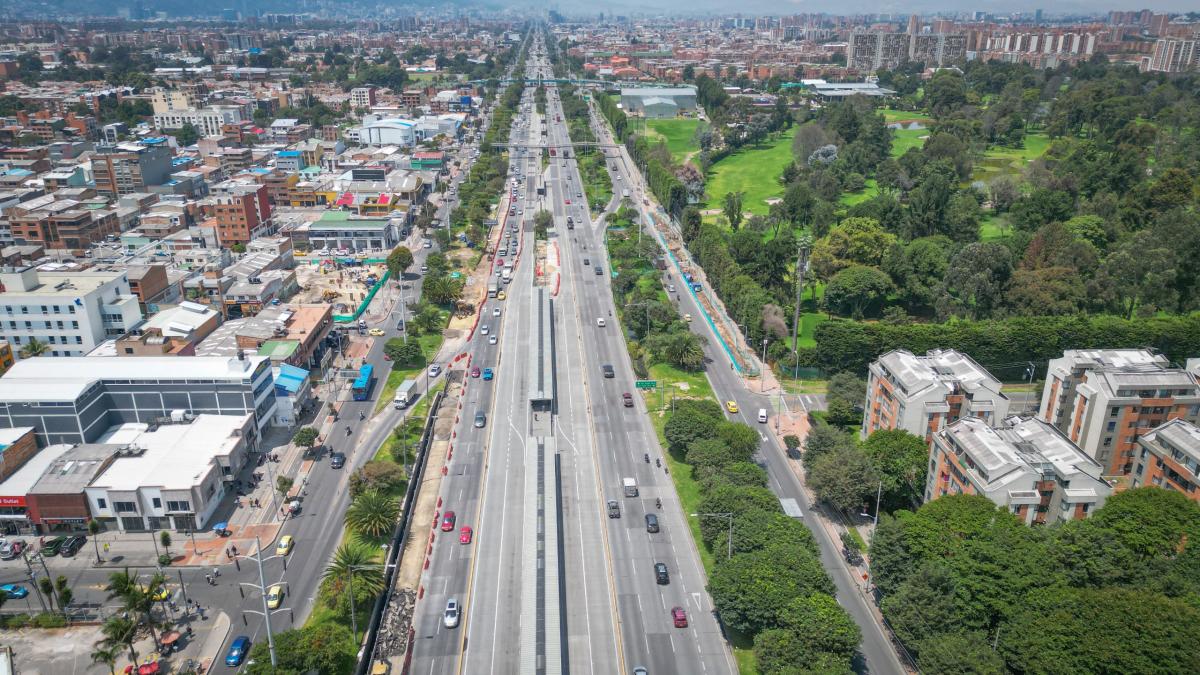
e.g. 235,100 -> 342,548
368,328 -> 385,336
151,586 -> 170,602
276,535 -> 294,556
725,400 -> 739,414
266,584 -> 285,609
497,291 -> 507,301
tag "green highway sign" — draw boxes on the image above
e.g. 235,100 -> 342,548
635,380 -> 657,390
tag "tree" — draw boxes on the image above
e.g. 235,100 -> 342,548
715,422 -> 761,463
245,623 -> 357,675
292,427 -> 319,449
19,337 -> 49,358
1092,231 -> 1178,318
709,542 -> 836,635
98,614 -> 140,665
663,399 -> 724,453
861,429 -> 928,511
883,237 -> 950,314
348,460 -> 405,498
385,340 -> 424,367
172,122 -> 199,146
802,422 -> 857,472
811,217 -> 895,280
825,372 -> 866,426
723,191 -> 744,230
422,274 -> 465,306
385,246 -> 414,279
808,446 -> 877,513
823,265 -> 892,319
159,531 -> 172,557
277,475 -> 294,496
88,518 -> 103,563
90,643 -> 119,675
939,242 -> 1013,319
322,542 -> 385,597
1086,487 -> 1200,562
753,628 -> 809,675
915,631 -> 1004,675
777,592 -> 861,661
1006,267 -> 1086,316
345,490 -> 400,539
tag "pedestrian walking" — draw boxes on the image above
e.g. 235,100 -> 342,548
231,544 -> 238,555
204,573 -> 212,585
212,566 -> 220,578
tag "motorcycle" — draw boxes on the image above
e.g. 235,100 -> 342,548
345,425 -> 352,436
655,458 -> 661,468
643,453 -> 650,463
656,498 -> 662,510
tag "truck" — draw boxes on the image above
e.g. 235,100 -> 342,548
623,477 -> 638,497
622,189 -> 630,199
393,378 -> 418,409
488,281 -> 498,297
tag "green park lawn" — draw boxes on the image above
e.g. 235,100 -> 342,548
644,118 -> 701,163
839,178 -> 879,207
891,127 -> 928,158
980,214 -> 1012,241
880,108 -> 933,124
373,330 -> 446,412
704,128 -> 798,216
972,132 -> 1051,184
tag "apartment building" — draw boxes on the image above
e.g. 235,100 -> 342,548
150,88 -> 199,115
927,416 -> 1111,525
1132,419 -> 1200,500
153,105 -> 246,138
5,193 -> 120,251
862,348 -> 1010,442
848,31 -> 966,70
0,266 -> 144,359
91,139 -> 174,198
1039,349 -> 1200,476
209,182 -> 273,246
1146,39 -> 1199,73
350,86 -> 377,109
0,352 -> 276,445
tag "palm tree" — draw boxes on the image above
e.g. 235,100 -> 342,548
98,614 -> 139,665
322,543 -> 384,597
18,337 -> 49,358
104,569 -> 167,646
90,643 -> 119,675
344,491 -> 400,539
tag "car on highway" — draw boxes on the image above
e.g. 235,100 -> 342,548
583,258 -> 590,266
595,266 -> 603,276
428,364 -> 442,378
488,335 -> 498,345
654,562 -> 670,585
492,307 -> 501,317
443,599 -> 461,628
564,199 -> 571,205
40,535 -> 67,556
60,535 -> 85,557
482,368 -> 494,381
602,365 -> 615,378
441,511 -> 457,532
225,636 -> 251,667
0,539 -> 26,560
633,668 -> 648,675
607,500 -> 620,518
671,607 -> 688,628
481,324 -> 490,335
497,291 -> 507,301
471,366 -> 481,378
725,400 -> 739,414
622,392 -> 633,407
474,410 -> 487,428
266,584 -> 285,609
368,328 -> 385,336
276,535 -> 294,556
1,584 -> 28,599
668,284 -> 676,293
645,514 -> 659,533
459,526 -> 473,544
330,452 -> 346,469
596,318 -> 606,327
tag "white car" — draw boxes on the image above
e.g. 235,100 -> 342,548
444,599 -> 461,628
488,335 -> 498,345
481,324 -> 490,336
596,318 -> 606,328
428,364 -> 442,378
492,307 -> 501,317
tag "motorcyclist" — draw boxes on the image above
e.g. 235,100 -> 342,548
655,458 -> 661,468
643,453 -> 649,463
359,410 -> 366,420
656,498 -> 662,509
345,425 -> 352,435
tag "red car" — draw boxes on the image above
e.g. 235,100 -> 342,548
622,392 -> 633,408
459,526 -> 473,544
564,199 -> 571,205
440,511 -> 456,532
671,607 -> 688,628
470,366 -> 481,378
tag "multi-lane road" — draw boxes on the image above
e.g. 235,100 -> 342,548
409,37 -> 734,675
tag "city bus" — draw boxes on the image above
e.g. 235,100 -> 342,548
351,364 -> 375,401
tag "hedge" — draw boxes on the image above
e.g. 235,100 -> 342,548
813,314 -> 1200,377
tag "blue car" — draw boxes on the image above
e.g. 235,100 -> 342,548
482,368 -> 494,381
1,584 -> 28,599
225,635 -> 251,667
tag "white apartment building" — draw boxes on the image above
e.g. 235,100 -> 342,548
153,105 -> 245,138
1039,349 -> 1168,430
928,415 -> 1111,525
0,266 -> 144,359
862,348 -> 1010,442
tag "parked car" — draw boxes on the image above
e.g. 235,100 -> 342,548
60,535 -> 86,557
0,539 -> 26,560
225,636 -> 251,667
40,535 -> 67,557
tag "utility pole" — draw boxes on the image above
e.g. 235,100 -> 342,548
861,481 -> 883,592
791,236 -> 811,383
20,551 -> 48,613
235,536 -> 288,669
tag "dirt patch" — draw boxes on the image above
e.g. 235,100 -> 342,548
294,261 -> 388,315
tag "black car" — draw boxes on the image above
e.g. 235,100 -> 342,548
594,266 -> 603,276
654,562 -> 670,585
330,452 -> 346,469
645,513 -> 659,533
59,535 -> 86,558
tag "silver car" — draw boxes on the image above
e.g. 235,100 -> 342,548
444,599 -> 460,628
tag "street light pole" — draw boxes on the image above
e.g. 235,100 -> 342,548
234,536 -> 288,669
761,338 -> 769,393
860,481 -> 883,592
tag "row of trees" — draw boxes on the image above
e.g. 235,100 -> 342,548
872,490 -> 1200,673
557,84 -> 612,212
661,399 -> 858,673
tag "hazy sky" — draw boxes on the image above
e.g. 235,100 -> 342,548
548,0 -> 1197,15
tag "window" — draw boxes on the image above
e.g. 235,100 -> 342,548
166,500 -> 191,512
97,498 -> 107,509
113,501 -> 137,513
152,497 -> 162,509
1106,421 -> 1117,431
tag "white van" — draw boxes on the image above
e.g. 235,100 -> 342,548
757,408 -> 768,424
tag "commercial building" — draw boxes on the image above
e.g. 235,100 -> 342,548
153,105 -> 246,138
619,87 -> 698,118
296,211 -> 401,253
84,413 -> 257,532
862,349 -> 1010,443
4,193 -> 121,251
0,353 -> 276,445
1038,349 -> 1200,476
0,266 -> 144,359
209,182 -> 273,246
1132,419 -> 1200,499
927,416 -> 1111,525
92,139 -> 175,198
0,427 -> 38,483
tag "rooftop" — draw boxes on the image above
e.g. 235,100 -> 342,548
90,414 -> 250,491
941,416 -> 1106,492
0,355 -> 268,402
876,348 -> 1003,398
0,442 -> 72,498
29,443 -> 121,495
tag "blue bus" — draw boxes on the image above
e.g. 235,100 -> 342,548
351,364 -> 375,401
